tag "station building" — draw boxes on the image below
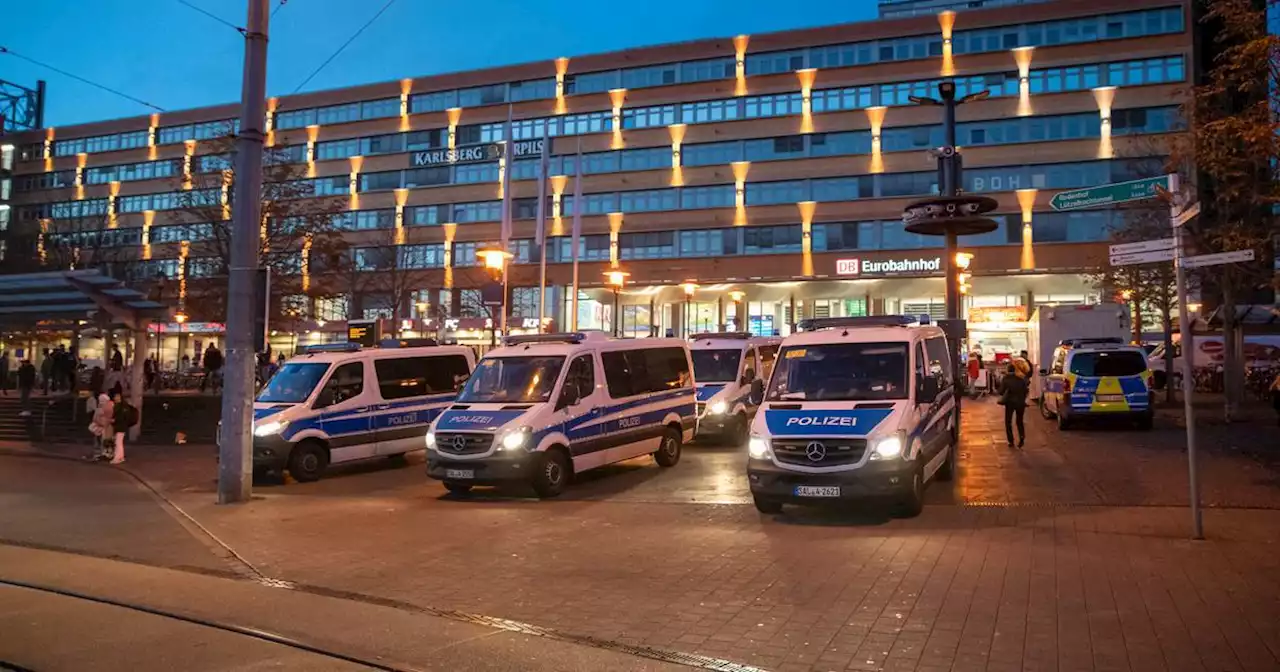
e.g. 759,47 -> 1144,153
1,0 -> 1190,361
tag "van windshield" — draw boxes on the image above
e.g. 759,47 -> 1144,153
257,362 -> 329,403
691,349 -> 742,383
1069,351 -> 1148,377
458,356 -> 566,403
766,342 -> 908,401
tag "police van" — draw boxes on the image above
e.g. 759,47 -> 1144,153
251,340 -> 475,482
425,332 -> 696,498
746,316 -> 957,517
1040,338 -> 1154,430
690,333 -> 781,444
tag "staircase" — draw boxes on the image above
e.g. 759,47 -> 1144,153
0,394 -> 219,446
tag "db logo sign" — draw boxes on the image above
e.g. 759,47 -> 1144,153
836,258 -> 860,276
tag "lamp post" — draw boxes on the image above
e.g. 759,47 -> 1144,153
604,270 -> 630,337
728,290 -> 745,332
681,281 -> 698,338
476,246 -> 513,347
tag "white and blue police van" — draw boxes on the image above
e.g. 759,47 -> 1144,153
690,332 -> 781,444
251,340 -> 475,482
425,332 -> 696,498
746,316 -> 957,517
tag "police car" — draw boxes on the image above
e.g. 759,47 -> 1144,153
746,316 -> 957,517
425,332 -> 696,498
1039,338 -> 1154,430
251,340 -> 475,482
690,332 -> 780,444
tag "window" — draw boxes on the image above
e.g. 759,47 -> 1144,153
317,362 -> 364,408
509,78 -> 556,102
681,99 -> 741,124
458,84 -> 507,107
743,225 -> 802,254
1068,350 -> 1147,377
745,50 -> 805,76
742,135 -> 805,162
565,71 -> 618,95
679,229 -> 736,257
682,141 -> 741,167
619,188 -> 677,213
361,98 -> 401,120
680,58 -> 734,83
680,185 -> 735,210
559,355 -> 596,407
746,180 -> 806,206
744,93 -> 803,119
620,231 -> 676,259
621,65 -> 677,89
622,104 -> 676,129
812,176 -> 870,202
360,171 -> 401,192
601,347 -> 691,398
316,138 -> 360,161
811,86 -> 873,113
410,90 -> 458,114
316,102 -> 361,125
924,337 -> 952,387
374,355 -> 470,400
403,166 -> 450,188
619,147 -> 671,172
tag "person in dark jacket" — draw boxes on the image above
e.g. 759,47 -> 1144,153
999,363 -> 1029,448
17,359 -> 37,416
109,385 -> 135,465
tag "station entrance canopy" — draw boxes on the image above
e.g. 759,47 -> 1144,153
0,270 -> 171,331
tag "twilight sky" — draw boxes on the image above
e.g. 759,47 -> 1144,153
4,0 -> 879,127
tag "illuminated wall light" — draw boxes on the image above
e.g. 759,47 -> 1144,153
74,153 -> 87,200
142,210 -> 155,260
178,240 -> 191,308
1013,46 -> 1035,117
38,219 -> 48,264
549,174 -> 568,236
939,11 -> 956,77
43,128 -> 54,171
607,212 -> 624,267
554,58 -> 570,115
107,181 -> 121,229
182,140 -> 196,189
1016,188 -> 1038,270
669,124 -> 687,187
301,234 -> 313,292
394,187 -> 409,245
733,35 -> 750,96
497,155 -> 508,199
70,246 -> 80,270
796,69 -> 817,134
1093,86 -> 1117,159
306,124 -> 320,177
265,97 -> 278,146
147,113 -> 160,160
867,106 -> 887,174
442,222 -> 457,288
220,169 -> 233,220
399,79 -> 413,131
608,88 -> 627,150
446,108 -> 462,150
348,155 -> 364,211
798,201 -> 816,278
731,161 -> 750,226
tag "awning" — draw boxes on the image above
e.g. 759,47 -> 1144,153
1203,304 -> 1280,332
0,270 -> 171,331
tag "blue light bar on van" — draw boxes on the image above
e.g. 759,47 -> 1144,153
378,338 -> 439,348
691,332 -> 751,340
504,332 -> 588,346
1059,337 -> 1125,347
298,343 -> 363,354
798,316 -> 918,332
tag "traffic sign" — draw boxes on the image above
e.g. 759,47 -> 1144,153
1109,238 -> 1175,257
1180,249 -> 1255,269
1110,248 -> 1176,266
1049,175 -> 1170,211
1173,202 -> 1201,228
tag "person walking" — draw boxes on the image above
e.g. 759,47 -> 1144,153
88,390 -> 114,461
999,363 -> 1029,448
144,357 -> 156,392
0,349 -> 10,396
200,344 -> 223,393
109,386 -> 136,465
110,344 -> 124,372
40,348 -> 53,395
17,359 -> 36,417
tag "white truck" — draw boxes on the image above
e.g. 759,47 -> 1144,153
1025,303 -> 1132,399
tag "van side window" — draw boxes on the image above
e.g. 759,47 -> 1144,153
374,355 -> 471,400
602,347 -> 691,398
742,349 -> 758,381
318,362 -> 363,408
915,343 -> 927,389
924,337 -> 952,386
758,345 -> 779,378
564,354 -> 595,397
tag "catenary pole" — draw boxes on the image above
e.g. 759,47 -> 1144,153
218,0 -> 269,505
535,124 -> 549,326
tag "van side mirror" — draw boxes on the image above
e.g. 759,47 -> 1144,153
313,388 -> 335,409
918,377 -> 939,402
749,378 -> 765,405
557,381 -> 581,411
740,368 -> 756,385
1038,368 -> 1048,377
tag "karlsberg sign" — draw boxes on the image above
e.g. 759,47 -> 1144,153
836,257 -> 942,276
410,139 -> 545,167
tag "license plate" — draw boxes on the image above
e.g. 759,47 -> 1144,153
445,469 -> 474,479
1095,394 -> 1124,402
794,485 -> 840,497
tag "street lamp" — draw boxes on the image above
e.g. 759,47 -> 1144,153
955,252 -> 973,297
681,281 -> 698,338
728,290 -> 745,332
476,246 -> 513,342
604,270 -> 630,337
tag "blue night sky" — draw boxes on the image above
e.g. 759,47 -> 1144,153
4,0 -> 880,128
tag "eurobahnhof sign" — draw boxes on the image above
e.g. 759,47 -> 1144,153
837,256 -> 943,276
410,138 -> 545,167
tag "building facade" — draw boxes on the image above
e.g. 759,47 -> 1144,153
3,0 -> 1189,361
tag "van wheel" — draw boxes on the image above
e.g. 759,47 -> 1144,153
1153,370 -> 1167,390
287,441 -> 328,483
1137,412 -> 1154,431
753,495 -> 783,514
386,453 -> 409,465
1039,397 -> 1052,420
1057,409 -> 1072,431
443,481 -> 472,496
532,449 -> 570,498
727,414 -> 748,446
654,428 -> 682,467
937,439 -> 956,482
895,467 -> 924,518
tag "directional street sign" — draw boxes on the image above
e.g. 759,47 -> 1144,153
1180,249 -> 1255,269
1173,202 -> 1201,228
1050,175 -> 1170,211
1110,248 -> 1176,266
1109,238 -> 1175,257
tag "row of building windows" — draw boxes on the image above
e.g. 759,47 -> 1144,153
27,9 -> 1182,163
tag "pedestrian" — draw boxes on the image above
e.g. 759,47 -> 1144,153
998,363 -> 1029,448
88,365 -> 105,398
1269,370 -> 1280,427
0,349 -> 10,396
144,357 -> 156,392
40,348 -> 53,394
109,386 -> 136,465
17,359 -> 36,417
110,344 -> 124,372
181,353 -> 191,372
88,390 -> 114,461
104,359 -> 124,396
68,345 -> 80,393
201,343 -> 223,393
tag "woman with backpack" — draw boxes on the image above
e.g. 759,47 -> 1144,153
109,385 -> 137,465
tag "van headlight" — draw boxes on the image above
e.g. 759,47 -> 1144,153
747,435 -> 771,459
708,400 -> 728,415
870,434 -> 904,460
253,420 -> 287,437
425,431 -> 437,450
500,426 -> 532,451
